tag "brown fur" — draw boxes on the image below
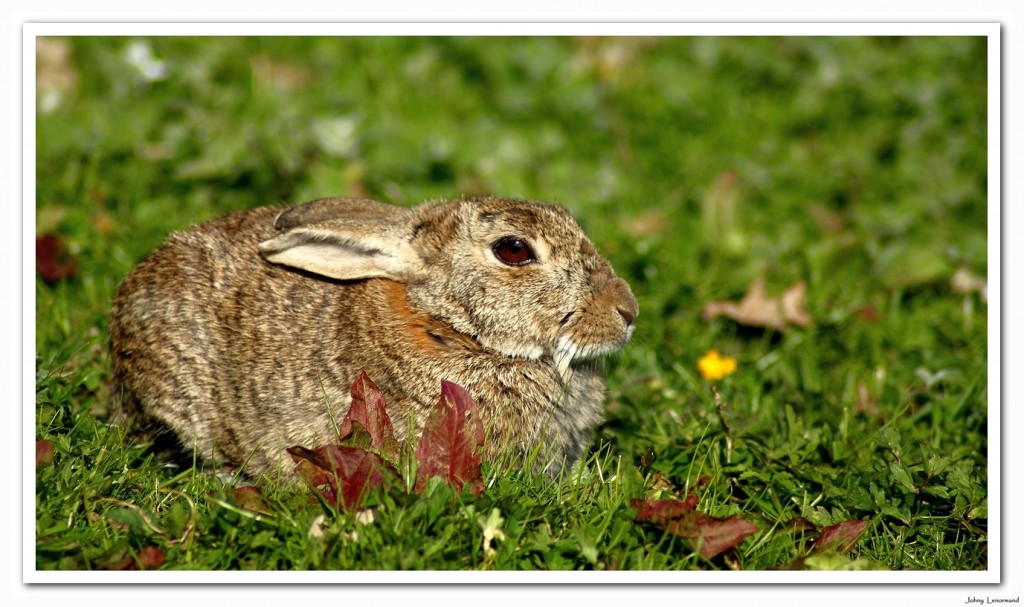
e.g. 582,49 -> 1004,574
110,197 -> 638,479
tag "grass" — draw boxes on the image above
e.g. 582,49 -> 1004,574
34,35 -> 989,572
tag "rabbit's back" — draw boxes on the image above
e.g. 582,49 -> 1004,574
111,206 -> 339,475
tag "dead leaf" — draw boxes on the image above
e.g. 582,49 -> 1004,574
414,381 -> 485,496
97,552 -> 136,571
289,372 -> 486,509
231,486 -> 267,513
288,370 -> 400,510
633,497 -> 698,520
702,277 -> 811,331
36,439 -> 55,469
36,234 -> 78,283
631,498 -> 759,559
136,545 -> 166,570
813,519 -> 870,554
339,370 -> 400,463
97,544 -> 165,570
287,444 -> 386,510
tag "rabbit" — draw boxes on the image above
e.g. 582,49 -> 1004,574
109,196 -> 638,480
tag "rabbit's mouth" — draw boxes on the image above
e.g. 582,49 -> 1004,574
552,329 -> 633,382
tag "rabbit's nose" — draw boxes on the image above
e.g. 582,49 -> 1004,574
617,306 -> 636,327
598,275 -> 637,328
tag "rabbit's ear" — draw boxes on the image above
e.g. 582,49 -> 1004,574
271,197 -> 408,231
258,199 -> 422,281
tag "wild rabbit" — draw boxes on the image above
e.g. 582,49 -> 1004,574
110,196 -> 638,479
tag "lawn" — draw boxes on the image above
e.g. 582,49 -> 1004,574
34,35 -> 990,572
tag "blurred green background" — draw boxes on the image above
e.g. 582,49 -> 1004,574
36,35 -> 988,389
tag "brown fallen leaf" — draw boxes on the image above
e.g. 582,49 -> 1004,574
231,486 -> 268,513
339,370 -> 400,463
702,277 -> 811,332
289,370 -> 486,509
96,544 -> 166,570
289,444 -> 386,510
288,370 -> 398,509
813,519 -> 870,554
632,497 -> 759,559
36,439 -> 55,469
97,553 -> 136,571
136,545 -> 166,570
415,381 -> 485,496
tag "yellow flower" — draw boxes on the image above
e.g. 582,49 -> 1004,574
697,349 -> 737,381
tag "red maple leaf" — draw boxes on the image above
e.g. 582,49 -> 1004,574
414,380 -> 485,496
288,372 -> 485,508
339,370 -> 394,447
337,370 -> 401,465
632,497 -> 759,559
287,444 -> 385,510
286,370 -> 395,509
813,519 -> 870,554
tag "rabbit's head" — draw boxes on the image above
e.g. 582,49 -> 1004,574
258,197 -> 637,377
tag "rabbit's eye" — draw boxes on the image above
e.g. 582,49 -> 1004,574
492,237 -> 537,266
